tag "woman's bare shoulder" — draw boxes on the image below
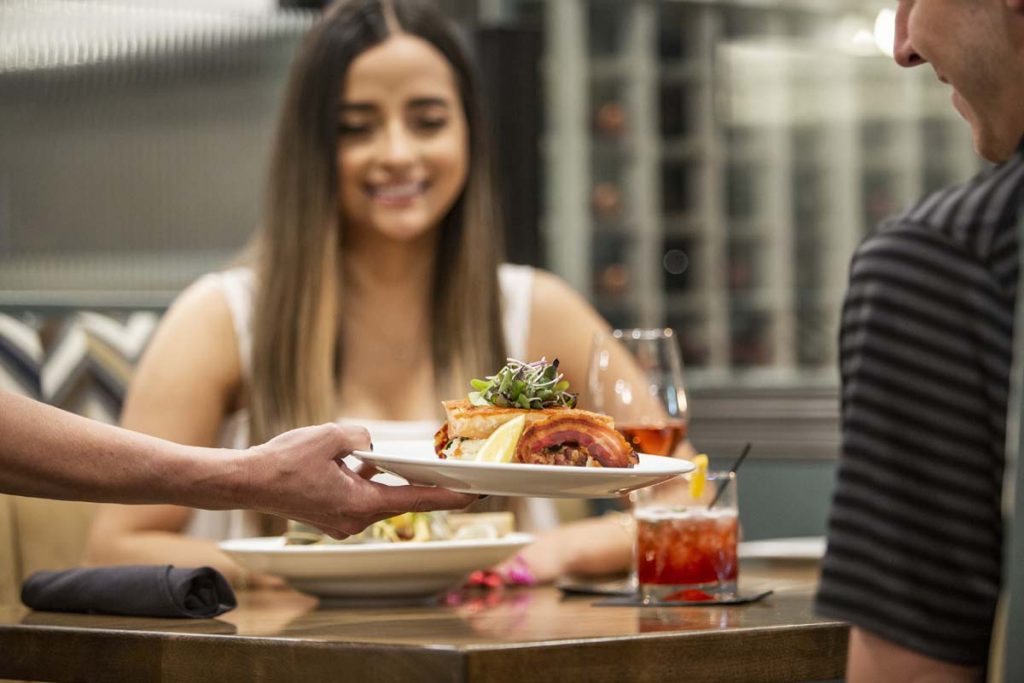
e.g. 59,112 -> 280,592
122,274 -> 243,438
529,269 -> 603,322
153,275 -> 239,363
527,269 -> 610,363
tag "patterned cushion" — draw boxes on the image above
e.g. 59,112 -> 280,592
39,311 -> 159,424
0,313 -> 42,399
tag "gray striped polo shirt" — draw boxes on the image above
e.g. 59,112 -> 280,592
815,144 -> 1022,666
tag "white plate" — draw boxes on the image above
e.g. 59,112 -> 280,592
220,534 -> 532,599
354,440 -> 694,498
738,536 -> 826,561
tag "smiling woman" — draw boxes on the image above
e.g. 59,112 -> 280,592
336,36 -> 469,244
84,0 -> 650,588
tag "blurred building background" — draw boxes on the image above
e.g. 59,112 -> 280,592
529,0 -> 979,386
0,0 -> 979,377
0,0 -> 982,537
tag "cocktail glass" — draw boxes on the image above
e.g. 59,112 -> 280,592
632,470 -> 738,602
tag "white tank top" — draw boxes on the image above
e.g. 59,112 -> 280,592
186,264 -> 559,539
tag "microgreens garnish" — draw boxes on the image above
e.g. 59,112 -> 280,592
468,358 -> 577,409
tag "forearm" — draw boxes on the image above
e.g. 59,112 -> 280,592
559,514 -> 634,576
0,393 -> 247,508
847,627 -> 981,683
523,514 -> 633,581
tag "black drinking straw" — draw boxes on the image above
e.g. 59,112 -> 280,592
708,442 -> 752,509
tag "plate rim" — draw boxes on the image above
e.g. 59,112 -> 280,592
219,532 -> 535,556
353,445 -> 694,477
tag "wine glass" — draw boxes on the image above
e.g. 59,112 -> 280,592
587,328 -> 688,456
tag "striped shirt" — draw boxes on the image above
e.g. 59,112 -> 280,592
815,144 -> 1022,666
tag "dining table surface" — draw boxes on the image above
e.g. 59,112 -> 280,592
0,559 -> 846,683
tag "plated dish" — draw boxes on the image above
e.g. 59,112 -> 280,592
284,511 -> 515,545
354,358 -> 693,497
356,439 -> 693,498
220,532 -> 532,600
436,358 -> 637,468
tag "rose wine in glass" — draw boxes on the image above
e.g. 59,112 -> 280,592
618,423 -> 688,456
588,328 -> 688,457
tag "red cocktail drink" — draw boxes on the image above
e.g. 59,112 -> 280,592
636,509 -> 738,601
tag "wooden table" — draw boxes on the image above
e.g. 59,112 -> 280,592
0,561 -> 846,682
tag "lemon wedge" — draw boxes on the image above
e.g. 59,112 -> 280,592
689,453 -> 709,499
476,415 -> 527,463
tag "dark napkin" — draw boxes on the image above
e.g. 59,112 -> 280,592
21,565 -> 237,618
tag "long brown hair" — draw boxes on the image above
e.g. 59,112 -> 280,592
248,0 -> 507,444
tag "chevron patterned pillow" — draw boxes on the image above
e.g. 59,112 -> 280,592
0,313 -> 42,399
39,311 -> 160,424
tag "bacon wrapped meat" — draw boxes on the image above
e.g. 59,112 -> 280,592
435,407 -> 638,468
515,412 -> 638,468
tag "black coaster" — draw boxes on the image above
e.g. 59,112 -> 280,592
555,578 -> 635,598
594,589 -> 773,607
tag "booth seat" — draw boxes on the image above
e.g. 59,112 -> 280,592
0,311 -> 158,608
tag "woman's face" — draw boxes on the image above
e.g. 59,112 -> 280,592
336,34 -> 469,243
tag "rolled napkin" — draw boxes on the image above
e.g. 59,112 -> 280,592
21,565 -> 237,618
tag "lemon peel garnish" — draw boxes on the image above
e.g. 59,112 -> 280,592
689,453 -> 709,499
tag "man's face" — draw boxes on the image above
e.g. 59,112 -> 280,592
894,0 -> 1024,162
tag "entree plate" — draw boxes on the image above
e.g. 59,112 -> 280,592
738,536 -> 826,561
220,533 -> 532,599
353,439 -> 694,498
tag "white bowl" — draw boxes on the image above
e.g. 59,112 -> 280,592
220,534 -> 533,600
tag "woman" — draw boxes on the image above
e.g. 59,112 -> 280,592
86,0 -> 639,586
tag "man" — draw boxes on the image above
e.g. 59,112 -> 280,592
1,392 -> 475,539
815,1 -> 1024,680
